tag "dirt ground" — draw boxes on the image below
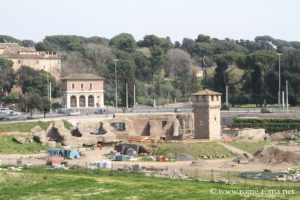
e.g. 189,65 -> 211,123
1,144 -> 300,172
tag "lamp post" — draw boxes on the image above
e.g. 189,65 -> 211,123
277,53 -> 282,109
114,59 -> 119,112
46,66 -> 52,114
46,66 -> 49,99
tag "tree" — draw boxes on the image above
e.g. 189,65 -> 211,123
25,92 -> 42,116
214,52 -> 244,103
137,35 -> 173,51
35,41 -> 54,51
0,35 -> 21,44
196,34 -> 211,43
110,33 -> 136,52
22,40 -> 35,47
61,51 -> 92,76
138,35 -> 162,48
16,66 -> 60,98
116,55 -> 136,107
181,38 -> 195,55
244,51 -> 277,105
149,45 -> 165,79
83,43 -> 115,77
0,58 -> 15,100
268,49 -> 300,105
135,51 -> 150,81
108,50 -> 137,107
165,49 -> 192,77
38,97 -> 50,118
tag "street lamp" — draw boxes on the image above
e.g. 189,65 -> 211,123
277,53 -> 282,109
46,65 -> 52,114
114,59 -> 119,112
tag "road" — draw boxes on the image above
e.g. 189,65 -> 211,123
1,103 -> 300,125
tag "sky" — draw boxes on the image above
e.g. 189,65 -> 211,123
0,0 -> 299,42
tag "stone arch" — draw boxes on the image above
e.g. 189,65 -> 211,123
70,96 -> 77,108
79,95 -> 86,107
88,95 -> 94,107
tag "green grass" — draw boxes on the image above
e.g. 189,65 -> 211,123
0,121 -> 51,132
0,167 -> 299,200
63,120 -> 74,130
0,136 -> 44,154
154,142 -> 235,159
226,140 -> 271,154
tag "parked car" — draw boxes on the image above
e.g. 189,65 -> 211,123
0,109 -> 21,120
57,108 -> 71,115
68,109 -> 81,116
174,108 -> 182,113
94,108 -> 106,114
261,108 -> 271,113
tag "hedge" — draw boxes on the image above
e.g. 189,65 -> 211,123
233,118 -> 300,133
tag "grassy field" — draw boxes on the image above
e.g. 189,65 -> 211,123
63,120 -> 74,129
0,167 -> 299,200
154,142 -> 235,159
0,135 -> 44,154
0,121 -> 51,132
226,141 -> 270,154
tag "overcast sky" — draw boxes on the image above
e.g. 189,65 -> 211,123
1,0 -> 299,42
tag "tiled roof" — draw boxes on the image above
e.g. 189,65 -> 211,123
0,43 -> 59,59
192,89 -> 222,96
61,73 -> 105,80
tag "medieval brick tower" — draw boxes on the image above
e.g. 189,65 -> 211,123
192,89 -> 222,140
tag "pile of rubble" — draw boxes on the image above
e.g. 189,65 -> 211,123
190,160 -> 207,168
0,166 -> 23,171
170,153 -> 193,161
240,168 -> 300,182
254,146 -> 300,165
233,153 -> 252,164
152,168 -> 187,179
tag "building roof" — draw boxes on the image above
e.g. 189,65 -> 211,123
61,73 -> 105,80
0,42 -> 59,59
192,89 -> 222,96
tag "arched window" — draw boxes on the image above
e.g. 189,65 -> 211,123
88,95 -> 94,107
79,95 -> 86,107
70,96 -> 77,107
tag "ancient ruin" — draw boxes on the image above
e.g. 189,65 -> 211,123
192,89 -> 222,140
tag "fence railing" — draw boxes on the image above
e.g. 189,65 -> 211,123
179,168 -> 300,188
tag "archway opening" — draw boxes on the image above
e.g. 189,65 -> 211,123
79,95 -> 86,107
88,95 -> 94,107
70,96 -> 77,108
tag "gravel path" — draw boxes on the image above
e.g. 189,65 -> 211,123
217,142 -> 254,159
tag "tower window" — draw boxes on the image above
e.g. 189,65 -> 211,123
162,121 -> 167,128
81,83 -> 84,89
211,96 -> 214,101
89,83 -> 93,90
72,83 -> 75,89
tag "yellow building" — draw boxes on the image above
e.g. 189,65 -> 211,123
61,74 -> 105,109
0,43 -> 61,79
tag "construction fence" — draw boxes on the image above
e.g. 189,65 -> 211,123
86,162 -> 300,188
180,167 -> 300,188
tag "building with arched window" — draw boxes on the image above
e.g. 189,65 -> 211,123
61,74 -> 105,109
